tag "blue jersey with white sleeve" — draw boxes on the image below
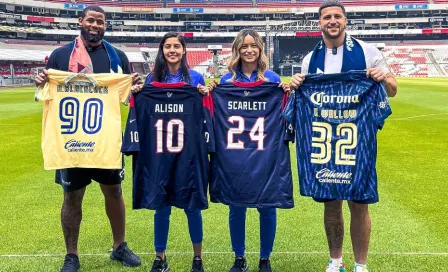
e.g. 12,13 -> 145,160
210,81 -> 294,208
122,82 -> 214,210
282,71 -> 392,203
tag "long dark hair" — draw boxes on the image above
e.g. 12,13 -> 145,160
151,32 -> 191,84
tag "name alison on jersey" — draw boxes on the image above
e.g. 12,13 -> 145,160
316,168 -> 352,184
228,101 -> 267,111
155,103 -> 184,113
57,83 -> 108,94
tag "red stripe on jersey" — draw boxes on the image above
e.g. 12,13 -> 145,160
129,95 -> 135,108
281,92 -> 289,111
151,82 -> 187,88
202,93 -> 214,116
232,80 -> 264,88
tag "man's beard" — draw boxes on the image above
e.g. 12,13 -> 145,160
80,28 -> 104,43
322,26 -> 344,40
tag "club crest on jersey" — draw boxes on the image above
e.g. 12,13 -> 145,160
310,92 -> 359,107
379,100 -> 388,109
166,92 -> 173,98
244,91 -> 250,96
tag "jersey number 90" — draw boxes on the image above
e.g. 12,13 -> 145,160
59,97 -> 103,135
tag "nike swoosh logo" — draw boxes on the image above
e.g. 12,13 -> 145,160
130,119 -> 136,123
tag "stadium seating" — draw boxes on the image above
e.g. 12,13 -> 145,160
167,1 -> 253,8
383,44 -> 448,77
0,63 -> 42,78
41,0 -> 163,8
257,0 -> 429,8
38,0 -> 431,8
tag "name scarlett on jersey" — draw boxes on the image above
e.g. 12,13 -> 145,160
228,101 -> 267,111
57,84 -> 109,94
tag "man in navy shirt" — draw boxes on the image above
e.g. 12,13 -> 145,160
34,6 -> 142,272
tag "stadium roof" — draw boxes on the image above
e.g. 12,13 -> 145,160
0,49 -> 51,61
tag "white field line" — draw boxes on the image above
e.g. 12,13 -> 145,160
1,251 -> 448,258
389,113 -> 448,120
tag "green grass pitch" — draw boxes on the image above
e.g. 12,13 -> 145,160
0,78 -> 447,271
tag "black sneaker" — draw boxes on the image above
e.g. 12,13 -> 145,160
191,256 -> 205,272
259,258 -> 272,272
229,256 -> 249,272
150,256 -> 170,272
110,242 -> 141,267
60,253 -> 80,272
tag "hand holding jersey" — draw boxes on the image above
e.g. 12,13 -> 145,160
129,32 -> 211,272
210,81 -> 294,208
283,71 -> 391,203
288,2 -> 397,271
38,6 -> 142,271
218,29 -> 291,272
36,69 -> 132,170
122,82 -> 213,210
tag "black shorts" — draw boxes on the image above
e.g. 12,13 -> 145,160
55,168 -> 125,192
313,197 -> 378,204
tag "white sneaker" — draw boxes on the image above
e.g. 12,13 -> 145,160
326,259 -> 346,272
353,264 -> 368,272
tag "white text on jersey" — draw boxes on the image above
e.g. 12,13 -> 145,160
228,101 -> 267,111
155,103 -> 184,113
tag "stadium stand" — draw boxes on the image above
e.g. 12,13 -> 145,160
41,0 -> 163,8
1,0 -> 448,84
166,0 -> 253,8
383,44 -> 448,77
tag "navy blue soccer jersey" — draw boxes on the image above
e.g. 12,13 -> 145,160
122,82 -> 214,210
210,81 -> 294,209
283,71 -> 392,203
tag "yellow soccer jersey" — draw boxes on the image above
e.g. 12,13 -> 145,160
36,69 -> 132,170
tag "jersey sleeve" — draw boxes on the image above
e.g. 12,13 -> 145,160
34,84 -> 52,102
281,92 -> 295,142
282,91 -> 296,127
121,95 -> 140,155
116,74 -> 133,105
374,82 -> 392,129
202,93 -> 215,153
34,69 -> 56,102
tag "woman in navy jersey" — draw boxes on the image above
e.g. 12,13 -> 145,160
143,32 -> 209,272
219,29 -> 290,272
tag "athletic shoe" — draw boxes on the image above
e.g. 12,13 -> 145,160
60,253 -> 80,272
191,256 -> 205,272
353,265 -> 369,272
110,242 -> 141,267
259,258 -> 272,272
150,256 -> 170,272
229,256 -> 249,272
326,259 -> 346,272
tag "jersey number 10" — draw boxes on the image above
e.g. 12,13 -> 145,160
155,119 -> 184,153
